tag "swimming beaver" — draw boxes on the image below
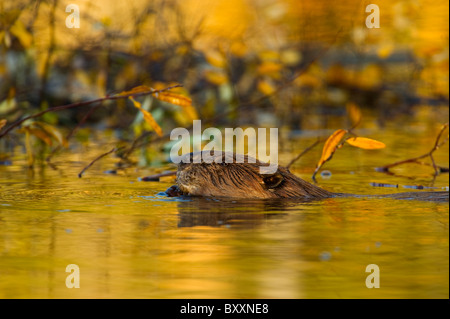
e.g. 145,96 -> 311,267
165,151 -> 449,202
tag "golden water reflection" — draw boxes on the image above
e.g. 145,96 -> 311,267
0,114 -> 449,298
0,131 -> 448,298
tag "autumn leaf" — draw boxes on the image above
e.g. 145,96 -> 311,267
129,97 -> 163,137
18,122 -> 68,147
294,73 -> 321,88
318,129 -> 347,165
257,61 -> 283,77
257,79 -> 276,95
345,137 -> 386,150
32,122 -> 68,147
204,69 -> 228,85
155,92 -> 192,108
230,42 -> 247,57
377,44 -> 394,59
118,85 -> 153,96
23,127 -> 53,146
10,20 -> 33,48
312,129 -> 347,181
0,119 -> 6,131
156,92 -> 198,121
204,49 -> 226,68
346,102 -> 362,128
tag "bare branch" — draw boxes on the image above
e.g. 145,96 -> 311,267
0,84 -> 183,139
377,123 -> 449,175
78,147 -> 122,178
286,138 -> 322,170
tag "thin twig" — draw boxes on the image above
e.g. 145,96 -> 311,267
78,147 -> 122,178
286,138 -> 322,169
46,104 -> 101,163
377,123 -> 449,175
119,130 -> 154,161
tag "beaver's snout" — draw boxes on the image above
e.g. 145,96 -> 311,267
176,163 -> 206,196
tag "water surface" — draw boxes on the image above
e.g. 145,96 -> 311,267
0,118 -> 448,298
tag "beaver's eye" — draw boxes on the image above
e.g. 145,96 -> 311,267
262,173 -> 284,189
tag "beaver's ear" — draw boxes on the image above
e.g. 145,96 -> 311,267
262,172 -> 284,189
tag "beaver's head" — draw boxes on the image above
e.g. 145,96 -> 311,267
175,151 -> 333,199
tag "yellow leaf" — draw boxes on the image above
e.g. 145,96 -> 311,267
204,70 -> 228,85
326,63 -> 349,85
25,127 -> 53,146
258,50 -> 280,61
155,92 -> 192,108
101,16 -> 112,27
3,31 -> 11,48
280,49 -> 302,66
312,129 -> 347,181
129,97 -> 163,137
204,50 -> 226,68
377,44 -> 394,59
118,85 -> 153,96
154,92 -> 198,121
229,42 -> 247,57
176,44 -> 190,56
257,79 -> 276,95
294,73 -> 321,88
10,20 -> 32,48
32,122 -> 68,147
354,64 -> 382,90
346,102 -> 362,128
257,61 -> 283,77
317,129 -> 347,167
151,82 -> 180,91
182,105 -> 199,121
345,137 -> 386,150
0,119 -> 6,130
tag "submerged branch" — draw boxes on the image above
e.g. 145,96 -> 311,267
140,171 -> 177,181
